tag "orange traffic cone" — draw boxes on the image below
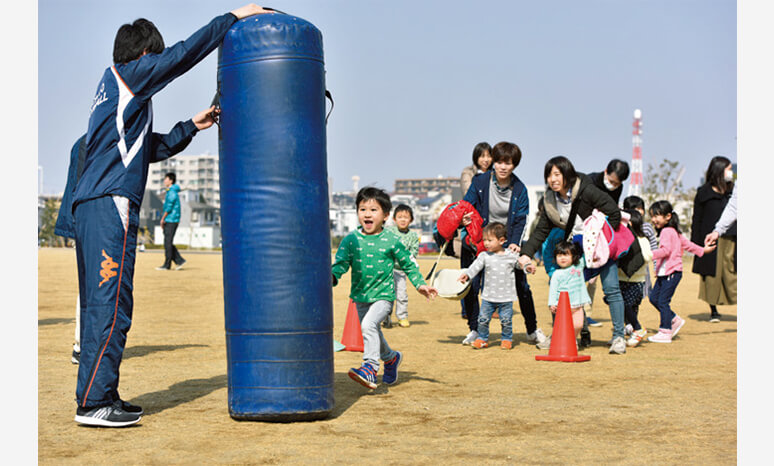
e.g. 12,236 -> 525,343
536,291 -> 591,362
341,300 -> 364,352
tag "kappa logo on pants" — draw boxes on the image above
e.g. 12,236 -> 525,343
98,250 -> 119,287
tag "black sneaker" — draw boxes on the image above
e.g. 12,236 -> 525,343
579,329 -> 592,348
119,400 -> 144,415
75,401 -> 141,427
382,318 -> 393,328
71,349 -> 80,365
710,311 -> 722,323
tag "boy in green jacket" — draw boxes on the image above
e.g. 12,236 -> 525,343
332,187 -> 437,389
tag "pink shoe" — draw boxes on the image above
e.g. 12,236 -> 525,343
671,315 -> 685,338
647,329 -> 673,343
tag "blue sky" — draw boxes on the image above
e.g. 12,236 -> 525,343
37,0 -> 736,195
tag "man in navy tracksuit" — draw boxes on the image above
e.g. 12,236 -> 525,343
72,4 -> 270,427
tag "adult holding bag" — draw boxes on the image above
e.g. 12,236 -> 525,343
518,156 -> 629,354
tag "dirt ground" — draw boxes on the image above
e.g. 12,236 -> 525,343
38,247 -> 736,464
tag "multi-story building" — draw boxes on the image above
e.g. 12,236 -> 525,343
147,153 -> 220,208
394,176 -> 460,195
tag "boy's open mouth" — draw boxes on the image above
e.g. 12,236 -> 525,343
363,220 -> 373,227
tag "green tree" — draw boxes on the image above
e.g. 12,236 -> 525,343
38,198 -> 63,247
642,158 -> 696,233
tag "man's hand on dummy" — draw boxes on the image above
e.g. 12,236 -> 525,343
417,285 -> 438,301
193,106 -> 220,130
231,4 -> 271,19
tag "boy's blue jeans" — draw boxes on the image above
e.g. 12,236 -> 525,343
649,272 -> 682,329
478,300 -> 514,342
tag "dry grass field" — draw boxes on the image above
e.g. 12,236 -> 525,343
38,247 -> 736,464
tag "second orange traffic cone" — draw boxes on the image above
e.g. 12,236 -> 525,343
536,291 -> 591,362
341,299 -> 364,352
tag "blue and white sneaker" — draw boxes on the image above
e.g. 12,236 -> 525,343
348,363 -> 378,389
586,317 -> 603,327
382,351 -> 403,385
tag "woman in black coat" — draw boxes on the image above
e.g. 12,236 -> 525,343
690,156 -> 736,322
518,156 -> 629,354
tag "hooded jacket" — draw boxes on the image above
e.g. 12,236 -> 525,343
163,184 -> 182,223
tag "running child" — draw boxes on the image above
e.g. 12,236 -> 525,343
545,240 -> 591,348
332,187 -> 437,389
647,200 -> 716,343
618,209 -> 653,347
384,204 -> 420,328
458,222 -> 536,350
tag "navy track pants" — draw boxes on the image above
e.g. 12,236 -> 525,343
74,195 -> 139,409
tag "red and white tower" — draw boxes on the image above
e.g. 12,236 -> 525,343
627,108 -> 644,197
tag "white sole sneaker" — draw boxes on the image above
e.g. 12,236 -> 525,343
462,331 -> 479,345
74,414 -> 141,427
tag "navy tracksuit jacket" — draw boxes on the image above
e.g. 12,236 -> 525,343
73,12 -> 238,409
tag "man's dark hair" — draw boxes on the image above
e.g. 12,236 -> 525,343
472,142 -> 492,170
483,222 -> 507,240
113,18 -> 165,64
491,141 -> 522,167
606,159 -> 630,182
543,156 -> 578,189
165,172 -> 176,184
355,187 -> 391,214
623,195 -> 645,211
393,204 -> 414,221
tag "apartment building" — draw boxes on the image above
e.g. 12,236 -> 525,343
147,153 -> 220,208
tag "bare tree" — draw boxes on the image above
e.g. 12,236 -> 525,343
642,158 -> 696,232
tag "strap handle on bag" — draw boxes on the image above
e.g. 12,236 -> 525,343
424,240 -> 447,281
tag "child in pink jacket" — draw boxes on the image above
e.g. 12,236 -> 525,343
647,201 -> 716,343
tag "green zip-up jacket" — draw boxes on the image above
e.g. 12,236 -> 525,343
332,228 -> 426,303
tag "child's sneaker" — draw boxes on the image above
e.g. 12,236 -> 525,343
348,363 -> 378,389
500,340 -> 512,350
579,329 -> 591,348
627,328 -> 647,347
472,338 -> 489,349
398,319 -> 410,328
462,330 -> 479,345
624,324 -> 634,336
382,352 -> 402,385
647,329 -> 673,343
671,315 -> 685,338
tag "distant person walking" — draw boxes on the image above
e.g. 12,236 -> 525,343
157,172 -> 186,271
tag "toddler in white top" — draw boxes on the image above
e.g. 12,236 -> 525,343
459,222 -> 535,349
